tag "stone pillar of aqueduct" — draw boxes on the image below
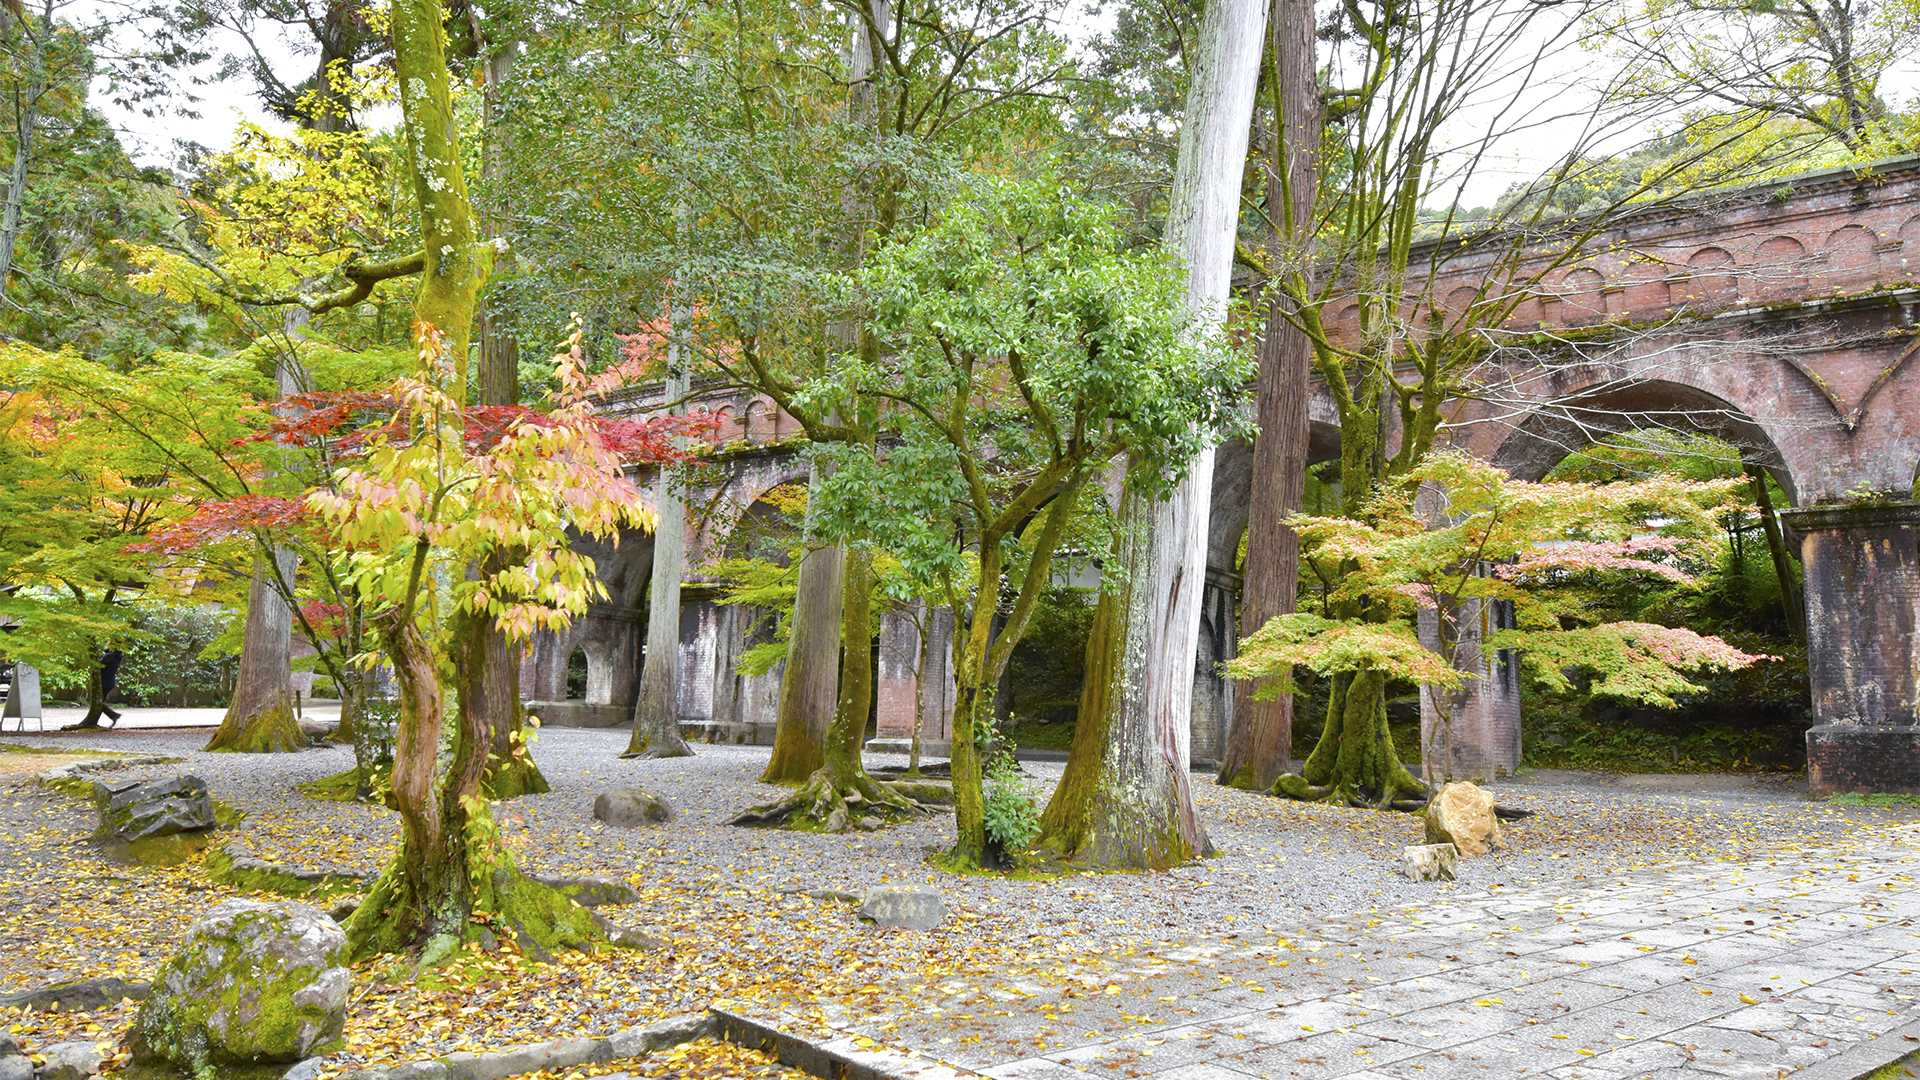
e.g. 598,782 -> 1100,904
530,155 -> 1920,796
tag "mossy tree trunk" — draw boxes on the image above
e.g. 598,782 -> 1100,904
347,614 -> 595,962
761,539 -> 844,784
945,471 -> 1090,869
734,546 -> 930,830
1031,0 -> 1264,869
1036,487 -> 1216,869
206,553 -> 305,753
626,364 -> 694,759
1275,669 -> 1425,805
345,0 -> 591,961
475,555 -> 546,798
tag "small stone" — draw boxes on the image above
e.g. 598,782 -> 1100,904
0,1032 -> 14,1055
131,899 -> 349,1076
297,720 -> 335,738
37,1042 -> 102,1080
857,886 -> 946,931
281,1059 -> 329,1080
1402,843 -> 1458,881
327,898 -> 360,923
592,789 -> 674,827
92,776 -> 216,842
1425,781 -> 1502,857
0,1057 -> 27,1080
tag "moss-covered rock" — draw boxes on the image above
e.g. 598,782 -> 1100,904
130,900 -> 349,1080
92,776 -> 216,842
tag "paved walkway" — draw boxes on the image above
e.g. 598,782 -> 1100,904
0,702 -> 339,733
763,824 -> 1920,1080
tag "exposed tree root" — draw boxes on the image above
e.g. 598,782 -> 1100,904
345,853 -> 602,966
1270,770 -> 1428,810
729,768 -> 937,832
205,701 -> 307,754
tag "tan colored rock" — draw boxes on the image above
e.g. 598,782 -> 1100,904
1424,781 -> 1502,857
1402,843 -> 1458,881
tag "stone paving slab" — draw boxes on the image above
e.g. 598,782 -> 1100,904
764,823 -> 1920,1079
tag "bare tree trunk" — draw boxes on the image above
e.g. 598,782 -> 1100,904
762,537 -> 844,783
0,0 -> 50,299
626,368 -> 695,758
463,32 -> 550,796
208,312 -> 311,753
1221,0 -> 1321,792
1034,0 -> 1266,869
1747,464 -> 1805,642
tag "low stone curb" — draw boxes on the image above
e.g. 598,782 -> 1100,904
709,1007 -> 976,1080
30,756 -> 175,786
206,842 -> 370,898
333,1012 -> 712,1080
204,841 -> 643,911
322,1006 -> 979,1080
0,977 -> 148,1013
1793,1016 -> 1920,1080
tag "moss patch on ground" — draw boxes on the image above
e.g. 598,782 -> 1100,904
1830,792 -> 1920,808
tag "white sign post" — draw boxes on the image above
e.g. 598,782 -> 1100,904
2,662 -> 43,729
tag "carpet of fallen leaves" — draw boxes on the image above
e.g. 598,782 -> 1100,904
1,735 -> 1915,1078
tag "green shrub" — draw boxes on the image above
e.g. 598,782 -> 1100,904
981,754 -> 1040,853
117,603 -> 238,707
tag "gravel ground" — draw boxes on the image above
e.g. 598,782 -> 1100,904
2,726 -> 1917,1075
3,724 -> 1912,951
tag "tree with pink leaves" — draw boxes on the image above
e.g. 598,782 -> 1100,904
1229,451 -> 1771,808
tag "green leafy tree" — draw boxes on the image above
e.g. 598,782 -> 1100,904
1590,0 -> 1920,155
763,180 -> 1247,865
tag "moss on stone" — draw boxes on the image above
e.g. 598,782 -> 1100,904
130,901 -> 348,1079
204,844 -> 366,899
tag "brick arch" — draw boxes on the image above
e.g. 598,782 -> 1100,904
1754,235 -> 1810,299
1826,224 -> 1879,290
716,470 -> 811,564
1482,376 -> 1794,496
1899,213 -> 1920,252
1676,246 -> 1737,308
743,398 -> 776,444
1557,266 -> 1607,322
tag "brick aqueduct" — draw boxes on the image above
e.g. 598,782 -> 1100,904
523,155 -> 1920,796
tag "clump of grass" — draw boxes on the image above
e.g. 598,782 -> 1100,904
1828,792 -> 1920,808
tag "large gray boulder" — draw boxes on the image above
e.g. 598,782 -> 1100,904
130,900 -> 349,1078
592,788 -> 674,827
857,886 -> 946,931
93,776 -> 216,842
